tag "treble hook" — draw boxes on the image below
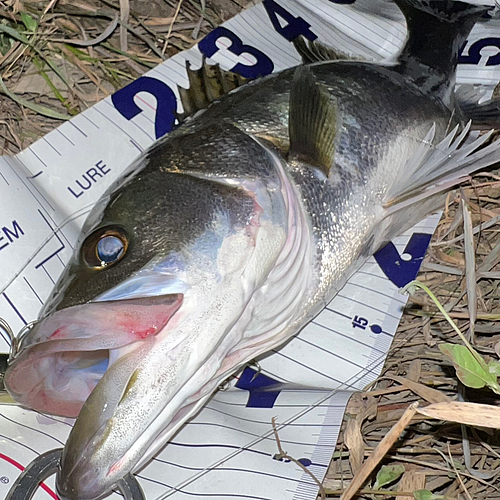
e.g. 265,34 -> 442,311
0,317 -> 14,349
0,315 -> 36,363
9,320 -> 36,362
5,449 -> 146,500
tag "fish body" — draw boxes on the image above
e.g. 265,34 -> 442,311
4,2 -> 500,499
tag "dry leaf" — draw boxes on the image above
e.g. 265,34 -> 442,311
389,375 -> 452,404
418,402 -> 500,429
397,470 -> 426,500
340,403 -> 419,500
344,393 -> 377,474
461,193 -> 477,343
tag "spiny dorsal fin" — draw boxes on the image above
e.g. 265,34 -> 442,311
293,36 -> 358,64
289,66 -> 337,177
176,59 -> 249,122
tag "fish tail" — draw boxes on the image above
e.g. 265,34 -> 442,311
395,0 -> 488,105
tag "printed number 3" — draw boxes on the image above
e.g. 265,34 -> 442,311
198,26 -> 274,79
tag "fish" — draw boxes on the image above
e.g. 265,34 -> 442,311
4,1 -> 500,499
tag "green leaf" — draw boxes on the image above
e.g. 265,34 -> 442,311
21,12 -> 37,32
373,464 -> 405,490
413,490 -> 445,500
488,360 -> 500,377
0,23 -> 29,44
0,21 -> 15,56
439,343 -> 500,393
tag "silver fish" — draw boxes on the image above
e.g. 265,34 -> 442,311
4,1 -> 500,499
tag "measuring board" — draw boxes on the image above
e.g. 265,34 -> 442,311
0,1 -> 499,499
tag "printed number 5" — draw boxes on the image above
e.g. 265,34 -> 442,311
198,27 -> 274,79
459,38 -> 500,66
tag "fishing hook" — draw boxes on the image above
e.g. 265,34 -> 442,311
8,320 -> 36,363
0,314 -> 37,363
5,449 -> 146,500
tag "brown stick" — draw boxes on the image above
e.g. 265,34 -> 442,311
340,402 -> 419,500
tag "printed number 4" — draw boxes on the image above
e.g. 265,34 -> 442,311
263,0 -> 317,42
374,233 -> 431,288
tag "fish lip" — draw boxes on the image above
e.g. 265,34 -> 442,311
56,472 -> 108,500
47,293 -> 185,500
4,293 -> 184,419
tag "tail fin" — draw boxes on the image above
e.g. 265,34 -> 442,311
395,0 -> 488,105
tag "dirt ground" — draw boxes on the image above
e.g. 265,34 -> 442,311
1,0 -> 500,499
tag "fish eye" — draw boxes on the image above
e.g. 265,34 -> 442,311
82,226 -> 129,269
97,236 -> 124,263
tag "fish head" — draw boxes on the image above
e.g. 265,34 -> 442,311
5,162 -> 195,416
4,123 -> 294,500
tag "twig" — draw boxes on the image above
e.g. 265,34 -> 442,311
340,403 -> 419,500
326,488 -> 426,497
42,0 -> 60,17
271,417 -> 326,500
119,0 -> 129,52
447,442 -> 473,500
163,0 -> 184,54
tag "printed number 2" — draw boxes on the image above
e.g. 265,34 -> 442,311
111,76 -> 177,139
459,38 -> 500,66
374,233 -> 431,288
263,0 -> 317,42
199,27 -> 274,79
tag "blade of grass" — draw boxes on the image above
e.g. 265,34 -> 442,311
0,74 -> 70,120
461,191 -> 477,343
32,57 -> 78,115
55,13 -> 119,47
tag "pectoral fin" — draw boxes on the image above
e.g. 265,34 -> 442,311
289,66 -> 338,177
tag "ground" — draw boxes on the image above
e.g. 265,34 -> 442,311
1,0 -> 500,498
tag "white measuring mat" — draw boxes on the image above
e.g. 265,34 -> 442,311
0,1 -> 499,498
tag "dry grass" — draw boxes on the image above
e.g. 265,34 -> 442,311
1,1 -> 500,500
324,180 -> 500,499
0,0 -> 249,154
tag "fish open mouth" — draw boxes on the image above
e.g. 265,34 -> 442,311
4,293 -> 184,418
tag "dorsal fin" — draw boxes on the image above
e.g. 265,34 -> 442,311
289,66 -> 337,177
293,36 -> 358,64
176,59 -> 249,122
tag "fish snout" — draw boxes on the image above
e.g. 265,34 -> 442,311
56,459 -> 109,500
